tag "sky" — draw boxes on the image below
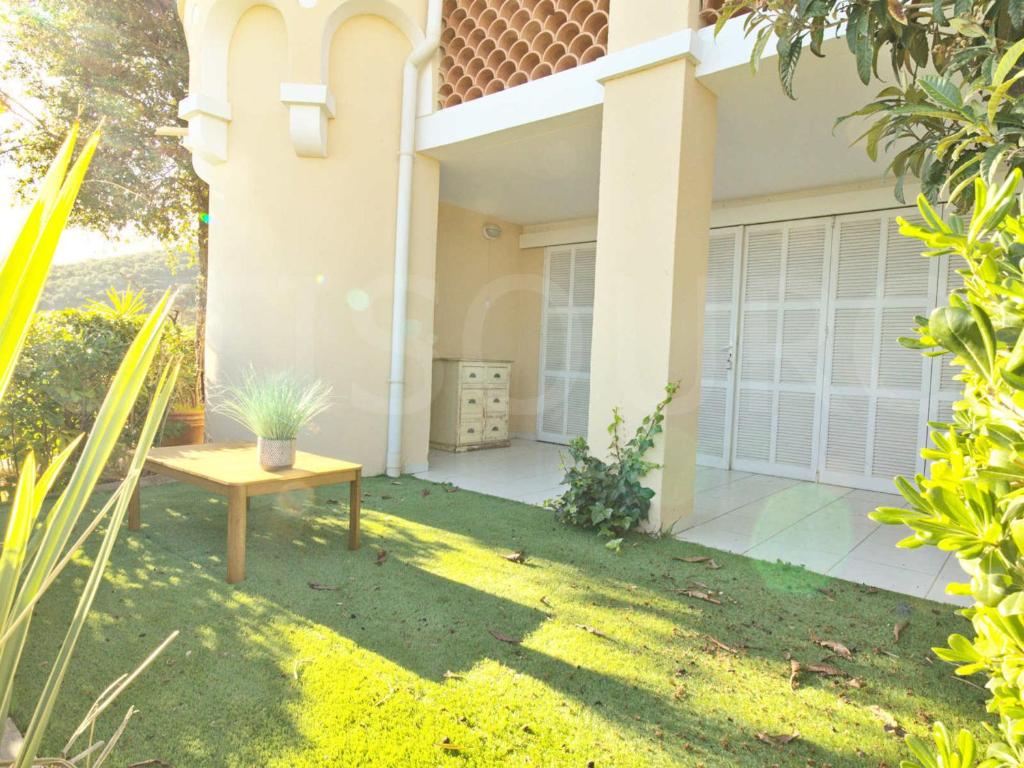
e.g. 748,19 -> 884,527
0,32 -> 158,265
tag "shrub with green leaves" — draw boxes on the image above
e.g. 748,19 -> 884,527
0,307 -> 197,477
547,383 -> 678,538
869,170 -> 1024,766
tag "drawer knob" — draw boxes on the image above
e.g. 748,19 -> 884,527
493,373 -> 501,378
491,426 -> 499,432
468,428 -> 475,434
493,398 -> 499,403
468,398 -> 477,404
469,372 -> 477,378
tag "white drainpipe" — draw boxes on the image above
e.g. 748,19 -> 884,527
386,0 -> 442,477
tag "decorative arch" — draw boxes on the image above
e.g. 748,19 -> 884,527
195,0 -> 291,103
180,1 -> 290,166
322,0 -> 434,116
180,0 -> 435,164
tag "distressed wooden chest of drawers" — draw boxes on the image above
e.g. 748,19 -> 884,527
430,358 -> 512,452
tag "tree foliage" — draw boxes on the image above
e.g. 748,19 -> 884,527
715,0 -> 1024,207
1,0 -> 201,253
1,1 -> 208,404
869,172 -> 1024,766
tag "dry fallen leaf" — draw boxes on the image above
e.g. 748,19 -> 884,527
677,589 -> 722,605
421,488 -> 431,497
376,549 -> 389,566
503,550 -> 528,564
755,731 -> 800,746
540,596 -> 553,609
489,629 -> 522,645
706,559 -> 723,570
811,632 -> 854,659
674,556 -> 712,564
894,620 -> 909,643
576,624 -> 612,640
435,738 -> 463,751
789,660 -> 802,689
817,587 -> 836,601
791,659 -> 847,688
307,582 -> 339,591
705,635 -> 739,655
442,670 -> 463,680
445,486 -> 460,493
805,662 -> 845,677
868,705 -> 907,738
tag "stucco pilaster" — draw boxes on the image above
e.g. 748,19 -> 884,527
589,54 -> 717,532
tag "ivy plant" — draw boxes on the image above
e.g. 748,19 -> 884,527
547,383 -> 679,538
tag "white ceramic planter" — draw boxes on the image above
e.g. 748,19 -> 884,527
257,437 -> 296,470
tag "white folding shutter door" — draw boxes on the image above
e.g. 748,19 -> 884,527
731,220 -> 830,480
819,211 -> 935,492
697,228 -> 741,468
537,244 -> 595,444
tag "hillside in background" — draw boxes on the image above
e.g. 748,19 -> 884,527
40,250 -> 199,322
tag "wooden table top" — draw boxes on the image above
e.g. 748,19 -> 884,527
145,442 -> 362,488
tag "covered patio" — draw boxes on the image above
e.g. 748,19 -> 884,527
416,440 -> 964,605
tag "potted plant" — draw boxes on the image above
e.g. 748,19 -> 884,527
161,320 -> 205,446
214,369 -> 332,470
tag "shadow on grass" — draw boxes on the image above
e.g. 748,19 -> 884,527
10,475 -> 987,767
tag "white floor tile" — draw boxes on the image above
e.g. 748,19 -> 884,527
693,467 -> 751,493
745,538 -> 849,572
691,474 -> 800,520
675,525 -> 758,554
759,523 -> 875,561
926,556 -> 972,606
797,501 -> 881,536
828,557 -> 937,597
848,526 -> 950,573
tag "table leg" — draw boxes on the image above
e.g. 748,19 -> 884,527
227,485 -> 247,584
127,482 -> 141,531
348,471 -> 361,551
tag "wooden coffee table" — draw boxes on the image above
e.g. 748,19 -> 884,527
128,442 -> 362,584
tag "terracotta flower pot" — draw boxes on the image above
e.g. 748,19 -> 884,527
162,408 -> 205,446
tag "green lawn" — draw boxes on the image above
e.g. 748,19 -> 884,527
14,476 -> 981,767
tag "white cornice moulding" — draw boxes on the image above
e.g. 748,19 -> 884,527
520,218 -> 598,249
417,28 -> 701,152
280,83 -> 337,158
178,93 -> 232,164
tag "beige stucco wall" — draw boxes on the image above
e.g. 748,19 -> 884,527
200,5 -> 439,475
607,0 -> 700,51
433,203 -> 543,436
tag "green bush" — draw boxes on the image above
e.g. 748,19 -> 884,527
0,307 -> 197,477
547,383 -> 677,538
871,171 -> 1024,766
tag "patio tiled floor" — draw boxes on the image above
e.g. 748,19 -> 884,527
416,439 -> 967,606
